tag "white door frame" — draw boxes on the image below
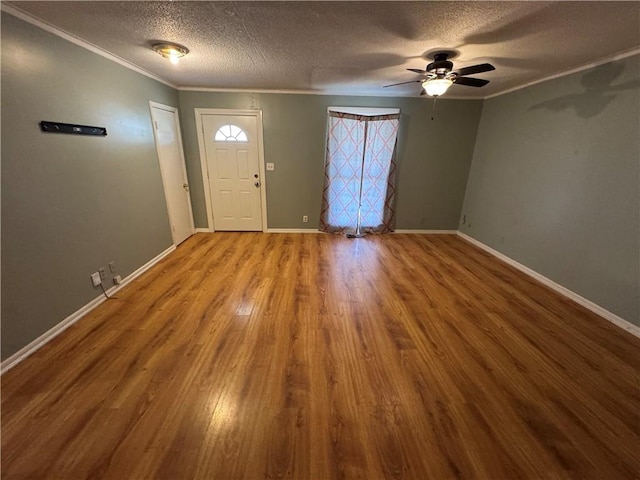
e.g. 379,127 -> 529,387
194,108 -> 268,232
149,101 -> 195,244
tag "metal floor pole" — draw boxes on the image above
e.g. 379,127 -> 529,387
347,120 -> 368,239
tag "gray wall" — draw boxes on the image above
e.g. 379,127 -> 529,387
178,91 -> 483,230
1,14 -> 179,359
461,54 -> 640,324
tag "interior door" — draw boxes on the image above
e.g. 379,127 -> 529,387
201,114 -> 263,231
150,103 -> 194,245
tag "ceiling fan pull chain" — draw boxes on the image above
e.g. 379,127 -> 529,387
431,97 -> 438,121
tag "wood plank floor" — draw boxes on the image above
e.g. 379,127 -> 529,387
2,233 -> 639,480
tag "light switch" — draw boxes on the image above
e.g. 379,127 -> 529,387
266,163 -> 275,171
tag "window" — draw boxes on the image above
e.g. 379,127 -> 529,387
320,109 -> 400,234
214,124 -> 248,142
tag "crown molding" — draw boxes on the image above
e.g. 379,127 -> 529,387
1,4 -> 177,89
485,47 -> 640,100
178,86 -> 475,101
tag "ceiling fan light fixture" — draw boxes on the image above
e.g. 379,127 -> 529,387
422,78 -> 453,97
152,42 -> 189,64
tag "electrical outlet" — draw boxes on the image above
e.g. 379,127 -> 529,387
266,163 -> 275,171
302,215 -> 308,223
91,272 -> 102,287
108,261 -> 117,274
98,268 -> 107,280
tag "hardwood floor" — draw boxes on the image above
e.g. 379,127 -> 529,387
2,233 -> 639,480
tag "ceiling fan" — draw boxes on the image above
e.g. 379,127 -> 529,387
384,52 -> 495,97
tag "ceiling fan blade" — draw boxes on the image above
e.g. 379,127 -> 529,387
454,76 -> 490,87
383,79 -> 423,88
454,63 -> 495,76
407,68 -> 428,74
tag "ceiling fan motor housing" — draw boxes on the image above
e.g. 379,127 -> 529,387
427,53 -> 453,75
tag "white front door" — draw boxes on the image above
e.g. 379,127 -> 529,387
150,102 -> 194,245
201,114 -> 263,231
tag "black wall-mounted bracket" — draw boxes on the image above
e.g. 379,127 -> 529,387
40,121 -> 107,136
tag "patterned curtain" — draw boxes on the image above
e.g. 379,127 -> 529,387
320,112 -> 400,234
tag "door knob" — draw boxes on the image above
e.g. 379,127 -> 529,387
183,183 -> 189,191
254,182 -> 260,188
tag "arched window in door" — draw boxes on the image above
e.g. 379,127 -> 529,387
214,124 -> 248,142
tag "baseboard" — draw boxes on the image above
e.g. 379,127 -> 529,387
456,231 -> 640,339
0,245 -> 176,375
196,228 -> 321,234
393,229 -> 457,234
265,229 -> 458,234
266,228 -> 321,233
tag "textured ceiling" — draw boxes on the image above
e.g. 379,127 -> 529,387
4,1 -> 640,98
